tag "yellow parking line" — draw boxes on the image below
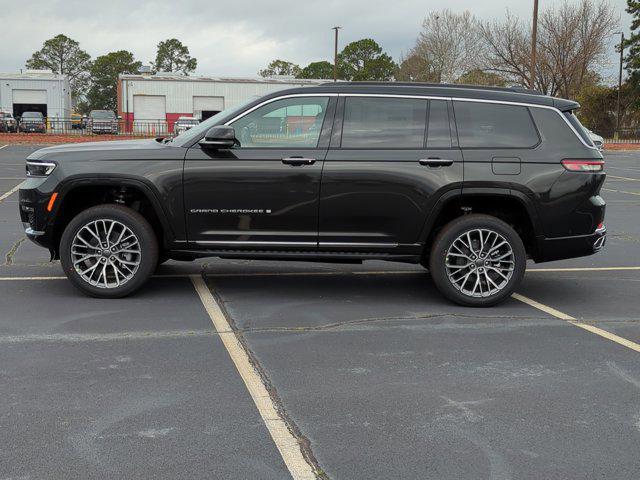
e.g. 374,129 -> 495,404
512,293 -> 640,353
191,275 -> 317,479
608,175 -> 640,182
602,187 -> 640,197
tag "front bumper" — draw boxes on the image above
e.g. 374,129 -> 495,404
19,184 -> 56,251
535,224 -> 606,262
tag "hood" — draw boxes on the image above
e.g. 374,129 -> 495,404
27,138 -> 165,161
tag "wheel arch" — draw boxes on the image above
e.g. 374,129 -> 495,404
48,176 -> 176,257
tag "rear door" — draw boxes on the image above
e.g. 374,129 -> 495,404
319,95 -> 463,251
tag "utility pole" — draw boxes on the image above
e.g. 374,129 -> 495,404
530,0 -> 539,90
616,32 -> 625,140
332,26 -> 341,82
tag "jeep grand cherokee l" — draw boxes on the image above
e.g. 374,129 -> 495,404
18,83 -> 606,306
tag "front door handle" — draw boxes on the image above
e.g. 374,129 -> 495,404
419,158 -> 454,167
282,157 -> 316,166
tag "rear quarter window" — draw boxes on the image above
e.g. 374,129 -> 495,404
453,101 -> 539,148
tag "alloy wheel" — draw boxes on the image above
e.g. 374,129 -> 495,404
70,219 -> 141,289
444,228 -> 515,298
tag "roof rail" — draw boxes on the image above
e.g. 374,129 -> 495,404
318,81 -> 544,96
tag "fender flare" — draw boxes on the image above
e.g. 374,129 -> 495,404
418,186 -> 542,245
48,175 -> 177,245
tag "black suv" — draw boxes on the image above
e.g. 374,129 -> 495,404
19,83 -> 606,306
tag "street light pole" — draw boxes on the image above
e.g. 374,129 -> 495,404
332,26 -> 341,82
530,0 -> 539,90
616,32 -> 625,140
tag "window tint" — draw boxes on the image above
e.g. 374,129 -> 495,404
231,96 -> 329,148
427,100 -> 451,148
341,97 -> 427,149
564,112 -> 594,147
453,101 -> 539,148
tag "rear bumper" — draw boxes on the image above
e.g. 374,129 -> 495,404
534,225 -> 606,262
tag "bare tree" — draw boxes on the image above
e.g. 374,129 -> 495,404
480,0 -> 617,97
413,10 -> 484,83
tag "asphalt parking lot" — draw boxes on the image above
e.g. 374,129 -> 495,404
1,143 -> 639,479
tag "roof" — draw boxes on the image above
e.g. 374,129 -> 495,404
271,82 -> 579,111
118,73 -> 326,85
0,71 -> 69,81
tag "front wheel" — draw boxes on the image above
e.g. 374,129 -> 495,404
60,204 -> 158,298
429,214 -> 526,307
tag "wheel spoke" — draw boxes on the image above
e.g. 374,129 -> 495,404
70,218 -> 141,289
444,228 -> 515,298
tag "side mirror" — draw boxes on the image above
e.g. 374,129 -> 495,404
199,125 -> 237,149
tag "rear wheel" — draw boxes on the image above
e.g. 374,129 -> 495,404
429,214 -> 526,307
60,204 -> 158,298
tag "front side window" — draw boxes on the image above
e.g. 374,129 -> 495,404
341,97 -> 428,149
231,96 -> 329,148
453,101 -> 539,148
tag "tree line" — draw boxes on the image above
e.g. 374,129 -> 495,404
23,0 -> 640,137
25,35 -> 197,114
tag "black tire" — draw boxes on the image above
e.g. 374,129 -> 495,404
429,214 -> 526,307
60,204 -> 158,298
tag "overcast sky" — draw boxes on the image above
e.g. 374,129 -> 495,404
0,0 -> 632,81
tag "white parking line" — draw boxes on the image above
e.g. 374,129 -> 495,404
0,182 -> 22,202
608,175 -> 640,182
0,265 -> 640,282
0,145 -> 7,151
191,275 -> 317,480
512,293 -> 640,353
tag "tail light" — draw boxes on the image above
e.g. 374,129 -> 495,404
561,159 -> 604,172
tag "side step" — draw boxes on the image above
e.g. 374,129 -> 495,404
168,249 -> 421,264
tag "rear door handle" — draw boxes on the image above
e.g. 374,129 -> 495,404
282,157 -> 316,166
419,158 -> 454,167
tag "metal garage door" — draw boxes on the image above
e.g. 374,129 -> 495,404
193,96 -> 224,120
12,89 -> 47,104
133,95 -> 167,134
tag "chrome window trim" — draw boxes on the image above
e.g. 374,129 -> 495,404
195,240 -> 317,246
223,91 -> 598,151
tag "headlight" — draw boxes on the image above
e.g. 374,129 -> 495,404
26,160 -> 56,177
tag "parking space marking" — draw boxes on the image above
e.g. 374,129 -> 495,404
512,293 -> 640,353
1,265 -> 640,282
191,275 -> 317,480
0,145 -> 7,150
602,188 -> 640,197
608,175 -> 640,182
0,182 -> 22,202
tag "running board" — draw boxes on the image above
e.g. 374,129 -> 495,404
169,249 -> 421,264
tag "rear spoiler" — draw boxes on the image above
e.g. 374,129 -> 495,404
553,98 -> 580,112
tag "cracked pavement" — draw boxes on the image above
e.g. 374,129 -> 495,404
1,144 -> 640,479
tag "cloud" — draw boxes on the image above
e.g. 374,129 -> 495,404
0,0 -> 630,81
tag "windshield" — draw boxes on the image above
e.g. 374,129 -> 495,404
173,97 -> 258,145
22,112 -> 42,119
91,110 -> 115,119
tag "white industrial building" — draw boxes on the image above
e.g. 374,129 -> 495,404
117,73 -> 325,133
0,71 -> 72,119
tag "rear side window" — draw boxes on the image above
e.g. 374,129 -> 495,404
564,111 -> 594,147
341,97 -> 428,149
453,101 -> 539,148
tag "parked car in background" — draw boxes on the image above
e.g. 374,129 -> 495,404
173,116 -> 199,135
0,111 -> 18,133
19,112 -> 46,133
71,113 -> 83,130
588,129 -> 604,151
88,110 -> 119,134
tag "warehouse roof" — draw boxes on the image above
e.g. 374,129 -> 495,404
0,71 -> 68,81
118,73 -> 326,85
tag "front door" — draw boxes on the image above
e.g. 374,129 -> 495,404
319,96 -> 463,251
184,95 -> 334,249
